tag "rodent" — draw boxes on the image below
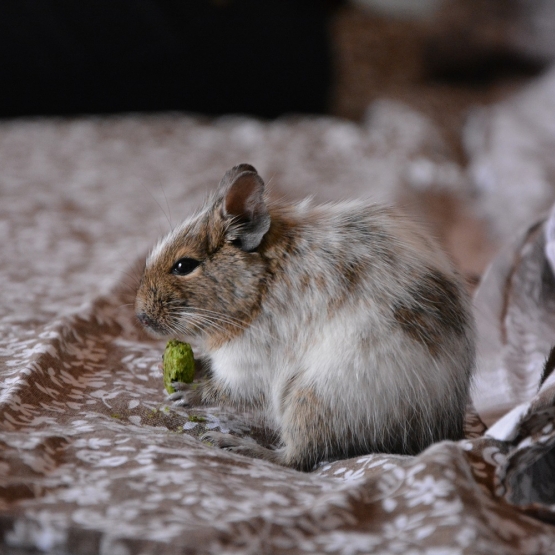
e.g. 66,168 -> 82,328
135,163 -> 476,470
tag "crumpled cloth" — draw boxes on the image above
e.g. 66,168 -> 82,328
2,110 -> 555,555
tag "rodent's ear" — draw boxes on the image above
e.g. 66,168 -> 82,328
218,164 -> 258,190
222,167 -> 270,252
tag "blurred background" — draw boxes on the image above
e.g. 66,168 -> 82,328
2,0 -> 553,123
2,0 -> 554,173
3,0 -> 555,280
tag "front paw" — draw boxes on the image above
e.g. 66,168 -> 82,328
201,431 -> 254,451
168,382 -> 202,407
201,431 -> 282,464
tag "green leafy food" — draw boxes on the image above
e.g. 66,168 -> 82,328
163,340 -> 195,394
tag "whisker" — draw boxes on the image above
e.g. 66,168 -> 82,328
181,314 -> 231,336
166,303 -> 250,326
164,305 -> 249,329
182,311 -> 248,330
141,183 -> 173,232
172,317 -> 206,338
162,298 -> 283,344
167,307 -> 282,345
171,311 -> 233,337
116,303 -> 136,310
174,311 -> 248,334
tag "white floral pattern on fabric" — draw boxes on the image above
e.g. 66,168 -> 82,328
1,112 -> 555,554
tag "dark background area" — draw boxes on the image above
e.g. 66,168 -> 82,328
0,0 -> 333,119
0,0 -> 551,126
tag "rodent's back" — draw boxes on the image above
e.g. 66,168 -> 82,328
252,200 -> 475,455
258,199 -> 472,345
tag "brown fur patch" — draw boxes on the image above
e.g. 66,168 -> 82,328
345,210 -> 399,262
258,209 -> 300,269
325,260 -> 368,315
280,381 -> 356,470
328,217 -> 398,313
393,269 -> 467,356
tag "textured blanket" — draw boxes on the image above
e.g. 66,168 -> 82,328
2,75 -> 555,554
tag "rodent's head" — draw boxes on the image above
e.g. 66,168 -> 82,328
135,164 -> 271,345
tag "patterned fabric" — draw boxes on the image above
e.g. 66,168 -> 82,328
1,110 -> 555,554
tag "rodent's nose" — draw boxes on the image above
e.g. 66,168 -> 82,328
137,312 -> 156,329
136,311 -> 168,336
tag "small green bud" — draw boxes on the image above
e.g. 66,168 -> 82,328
163,340 -> 195,393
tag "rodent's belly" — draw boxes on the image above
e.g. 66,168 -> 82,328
209,343 -> 272,403
208,306 -> 461,424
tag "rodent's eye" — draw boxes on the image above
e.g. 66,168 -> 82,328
171,258 -> 200,276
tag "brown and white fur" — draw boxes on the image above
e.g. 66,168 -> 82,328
135,164 -> 475,470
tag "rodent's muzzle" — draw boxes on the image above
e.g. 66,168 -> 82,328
136,311 -> 167,335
